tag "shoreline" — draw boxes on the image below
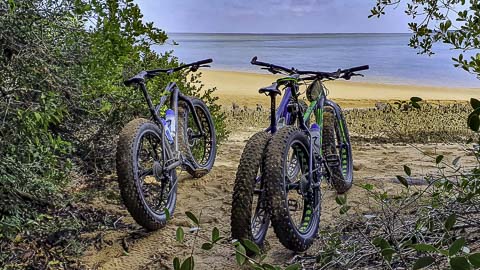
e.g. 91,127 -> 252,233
198,69 -> 479,109
207,68 -> 480,90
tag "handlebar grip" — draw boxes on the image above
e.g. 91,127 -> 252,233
250,56 -> 271,67
193,58 -> 213,66
348,65 -> 369,73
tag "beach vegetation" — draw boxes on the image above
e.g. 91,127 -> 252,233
0,0 -> 226,267
370,0 -> 480,78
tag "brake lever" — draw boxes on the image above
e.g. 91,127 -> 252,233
261,67 -> 279,74
190,65 -> 200,72
199,65 -> 211,68
270,69 -> 280,74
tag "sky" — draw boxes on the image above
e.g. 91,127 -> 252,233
135,0 -> 411,33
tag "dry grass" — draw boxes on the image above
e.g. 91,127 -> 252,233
224,101 -> 476,143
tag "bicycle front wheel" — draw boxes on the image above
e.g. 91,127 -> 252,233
264,126 -> 320,252
116,118 -> 177,230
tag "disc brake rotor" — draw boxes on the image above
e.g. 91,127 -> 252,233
187,128 -> 197,147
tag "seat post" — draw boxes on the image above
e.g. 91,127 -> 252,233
270,93 -> 277,133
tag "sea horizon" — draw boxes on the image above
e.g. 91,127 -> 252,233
155,32 -> 480,88
167,32 -> 412,35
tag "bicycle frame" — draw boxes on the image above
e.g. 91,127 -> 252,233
136,81 -> 206,171
264,77 -> 308,133
264,86 -> 292,133
266,77 -> 346,188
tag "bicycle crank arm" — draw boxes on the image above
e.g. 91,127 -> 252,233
164,160 -> 183,171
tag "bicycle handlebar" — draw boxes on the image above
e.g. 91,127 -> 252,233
148,58 -> 213,74
251,56 -> 295,74
251,56 -> 369,80
124,58 -> 213,86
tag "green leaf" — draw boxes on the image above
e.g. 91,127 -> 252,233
176,227 -> 184,243
411,97 -> 423,102
470,98 -> 480,109
335,195 -> 347,205
185,211 -> 199,225
436,155 -> 444,164
445,20 -> 452,30
284,264 -> 301,270
212,227 -> 220,242
449,238 -> 466,256
412,256 -> 435,270
396,175 -> 409,188
180,256 -> 194,270
33,112 -> 41,122
235,243 -> 247,265
373,237 -> 390,250
340,205 -> 351,215
381,248 -> 395,262
173,257 -> 180,270
242,239 -> 261,255
468,113 -> 480,132
468,253 -> 480,267
7,0 -> 15,12
403,165 -> 411,176
362,183 -> 374,191
445,213 -> 457,230
201,243 -> 213,250
164,207 -> 171,220
413,243 -> 438,253
261,264 -> 277,270
450,256 -> 470,270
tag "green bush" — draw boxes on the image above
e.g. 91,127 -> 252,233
0,0 -> 227,241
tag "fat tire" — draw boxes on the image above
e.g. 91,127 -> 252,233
178,98 -> 217,178
323,109 -> 353,194
264,126 -> 319,252
116,118 -> 177,230
231,131 -> 271,250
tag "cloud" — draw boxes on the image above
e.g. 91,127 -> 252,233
190,0 -> 336,16
135,0 -> 410,33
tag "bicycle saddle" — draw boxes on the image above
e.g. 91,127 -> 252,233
124,71 -> 148,86
259,83 -> 281,96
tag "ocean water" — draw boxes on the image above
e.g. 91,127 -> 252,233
156,33 -> 480,88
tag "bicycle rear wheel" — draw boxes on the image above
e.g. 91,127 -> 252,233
323,107 -> 353,194
178,98 -> 217,178
231,132 -> 271,250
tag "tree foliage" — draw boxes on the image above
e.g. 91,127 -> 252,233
0,0 -> 226,240
370,0 -> 480,78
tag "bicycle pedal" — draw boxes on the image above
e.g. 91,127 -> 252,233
194,168 -> 209,174
288,199 -> 299,211
325,154 -> 340,167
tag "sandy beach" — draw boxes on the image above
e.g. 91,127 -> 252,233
200,69 -> 479,108
80,70 -> 479,270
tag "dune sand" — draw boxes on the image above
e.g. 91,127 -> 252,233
199,69 -> 479,108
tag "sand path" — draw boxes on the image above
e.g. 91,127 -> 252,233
81,126 -> 475,270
